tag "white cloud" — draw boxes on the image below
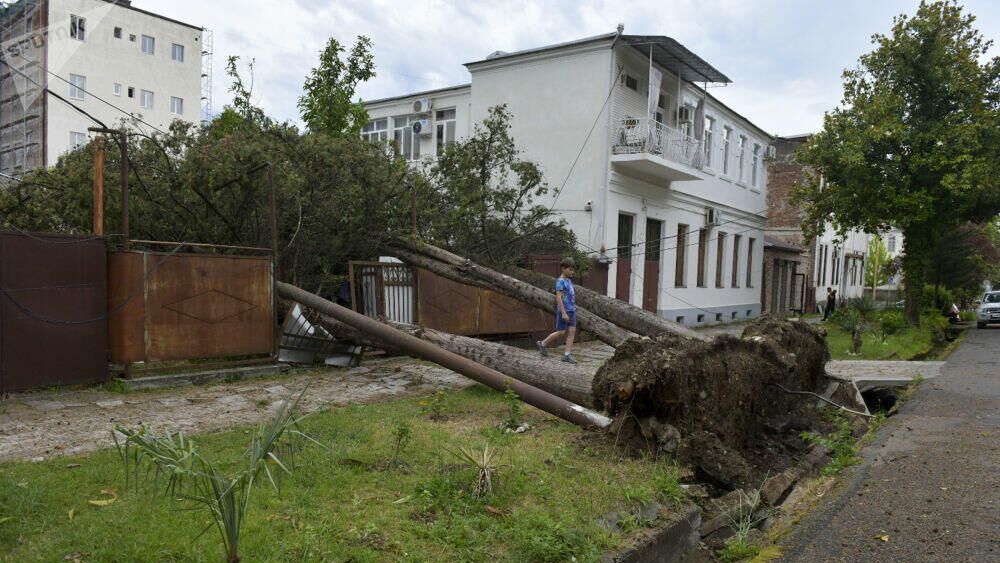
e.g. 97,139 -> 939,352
140,0 -> 1000,135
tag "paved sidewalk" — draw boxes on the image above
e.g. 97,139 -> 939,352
0,342 -> 615,463
779,327 -> 1000,562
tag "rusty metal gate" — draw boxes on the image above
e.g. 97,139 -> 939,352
108,251 -> 274,363
0,231 -> 109,392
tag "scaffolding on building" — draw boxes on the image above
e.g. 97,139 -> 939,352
0,0 -> 46,176
200,27 -> 213,124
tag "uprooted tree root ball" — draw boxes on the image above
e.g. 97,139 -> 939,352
592,316 -> 831,490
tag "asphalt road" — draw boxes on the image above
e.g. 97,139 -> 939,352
780,327 -> 1000,563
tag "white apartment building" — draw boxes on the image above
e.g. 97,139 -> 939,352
0,0 -> 203,174
366,32 -> 773,326
813,226 -> 870,304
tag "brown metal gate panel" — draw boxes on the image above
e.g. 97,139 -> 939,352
109,251 -> 273,363
479,291 -> 549,334
0,231 -> 108,392
416,268 -> 479,335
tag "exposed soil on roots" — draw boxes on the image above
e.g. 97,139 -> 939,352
592,316 -> 832,490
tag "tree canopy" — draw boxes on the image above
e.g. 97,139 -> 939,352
298,36 -> 376,137
795,1 -> 1000,322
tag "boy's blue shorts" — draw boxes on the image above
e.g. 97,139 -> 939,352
555,310 -> 577,331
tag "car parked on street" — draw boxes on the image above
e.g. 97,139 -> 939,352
976,291 -> 1000,329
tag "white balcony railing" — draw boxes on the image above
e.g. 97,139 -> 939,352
612,117 -> 704,171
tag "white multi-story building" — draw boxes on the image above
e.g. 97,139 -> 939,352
366,31 -> 773,326
0,0 -> 203,174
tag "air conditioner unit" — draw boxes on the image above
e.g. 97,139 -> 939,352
412,98 -> 432,113
705,207 -> 722,226
411,119 -> 432,137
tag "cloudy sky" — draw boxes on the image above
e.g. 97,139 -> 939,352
143,0 -> 1000,136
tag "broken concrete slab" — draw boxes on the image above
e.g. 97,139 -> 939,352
22,399 -> 66,412
95,400 -> 124,409
123,364 -> 290,391
826,360 -> 944,392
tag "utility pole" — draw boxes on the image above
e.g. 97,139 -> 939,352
92,136 -> 105,235
88,127 -> 129,249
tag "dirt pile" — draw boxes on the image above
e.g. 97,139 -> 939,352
592,316 -> 831,490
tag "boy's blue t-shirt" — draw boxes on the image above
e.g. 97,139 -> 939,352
555,276 -> 576,313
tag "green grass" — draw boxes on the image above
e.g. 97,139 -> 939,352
824,321 -> 934,360
0,386 -> 685,562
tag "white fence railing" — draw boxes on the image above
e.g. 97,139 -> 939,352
612,117 -> 704,170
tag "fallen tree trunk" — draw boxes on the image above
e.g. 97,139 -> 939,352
277,282 -> 610,428
502,265 -> 707,341
316,315 -> 595,407
387,241 -> 636,347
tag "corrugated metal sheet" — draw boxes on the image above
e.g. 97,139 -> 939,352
108,251 -> 274,363
0,231 -> 108,392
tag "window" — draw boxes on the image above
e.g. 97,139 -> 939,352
127,86 -> 135,98
697,228 -> 709,287
114,26 -> 122,39
732,235 -> 741,287
172,43 -> 184,62
69,74 -> 86,100
70,15 -> 86,41
832,248 -> 840,284
392,115 -> 420,161
888,236 -> 896,253
704,116 -> 715,168
141,35 -> 155,55
361,118 -> 389,144
715,232 -> 727,288
722,126 -> 732,175
113,83 -> 122,96
751,144 -> 760,187
70,131 -> 88,149
170,96 -> 184,115
655,94 -> 666,124
140,89 -> 153,109
129,34 -> 137,42
624,74 -> 638,91
738,135 -> 747,182
435,108 -> 456,152
746,238 -> 756,287
13,148 -> 24,169
675,224 -> 688,287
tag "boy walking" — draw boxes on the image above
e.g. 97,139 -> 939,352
537,257 -> 578,364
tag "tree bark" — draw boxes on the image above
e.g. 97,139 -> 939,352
501,265 -> 708,341
316,314 -> 595,407
901,227 -> 927,326
386,239 -> 636,347
278,282 -> 610,428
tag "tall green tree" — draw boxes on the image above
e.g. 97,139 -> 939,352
298,36 -> 376,137
864,236 -> 892,291
424,105 -> 584,268
795,1 -> 1000,323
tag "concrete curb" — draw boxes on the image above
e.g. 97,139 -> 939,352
123,364 -> 291,391
605,504 -> 702,563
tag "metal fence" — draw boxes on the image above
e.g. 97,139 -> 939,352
0,231 -> 108,392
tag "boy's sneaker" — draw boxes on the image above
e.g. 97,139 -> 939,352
561,354 -> 577,364
536,341 -> 548,357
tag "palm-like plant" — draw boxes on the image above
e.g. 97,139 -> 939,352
449,444 -> 501,498
835,308 -> 868,354
114,392 -> 320,563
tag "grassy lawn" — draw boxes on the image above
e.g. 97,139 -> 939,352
823,321 -> 935,360
0,386 -> 685,562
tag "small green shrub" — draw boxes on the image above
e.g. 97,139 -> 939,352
718,539 -> 762,563
501,385 -> 523,430
921,284 -> 955,310
801,411 -> 859,475
507,511 -> 596,563
389,420 -> 412,467
421,390 -> 449,421
878,310 -> 906,335
849,295 -> 876,320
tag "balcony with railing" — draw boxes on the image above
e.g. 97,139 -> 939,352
610,117 -> 704,183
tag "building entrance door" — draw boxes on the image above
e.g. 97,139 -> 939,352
616,214 -> 633,302
643,219 -> 662,313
